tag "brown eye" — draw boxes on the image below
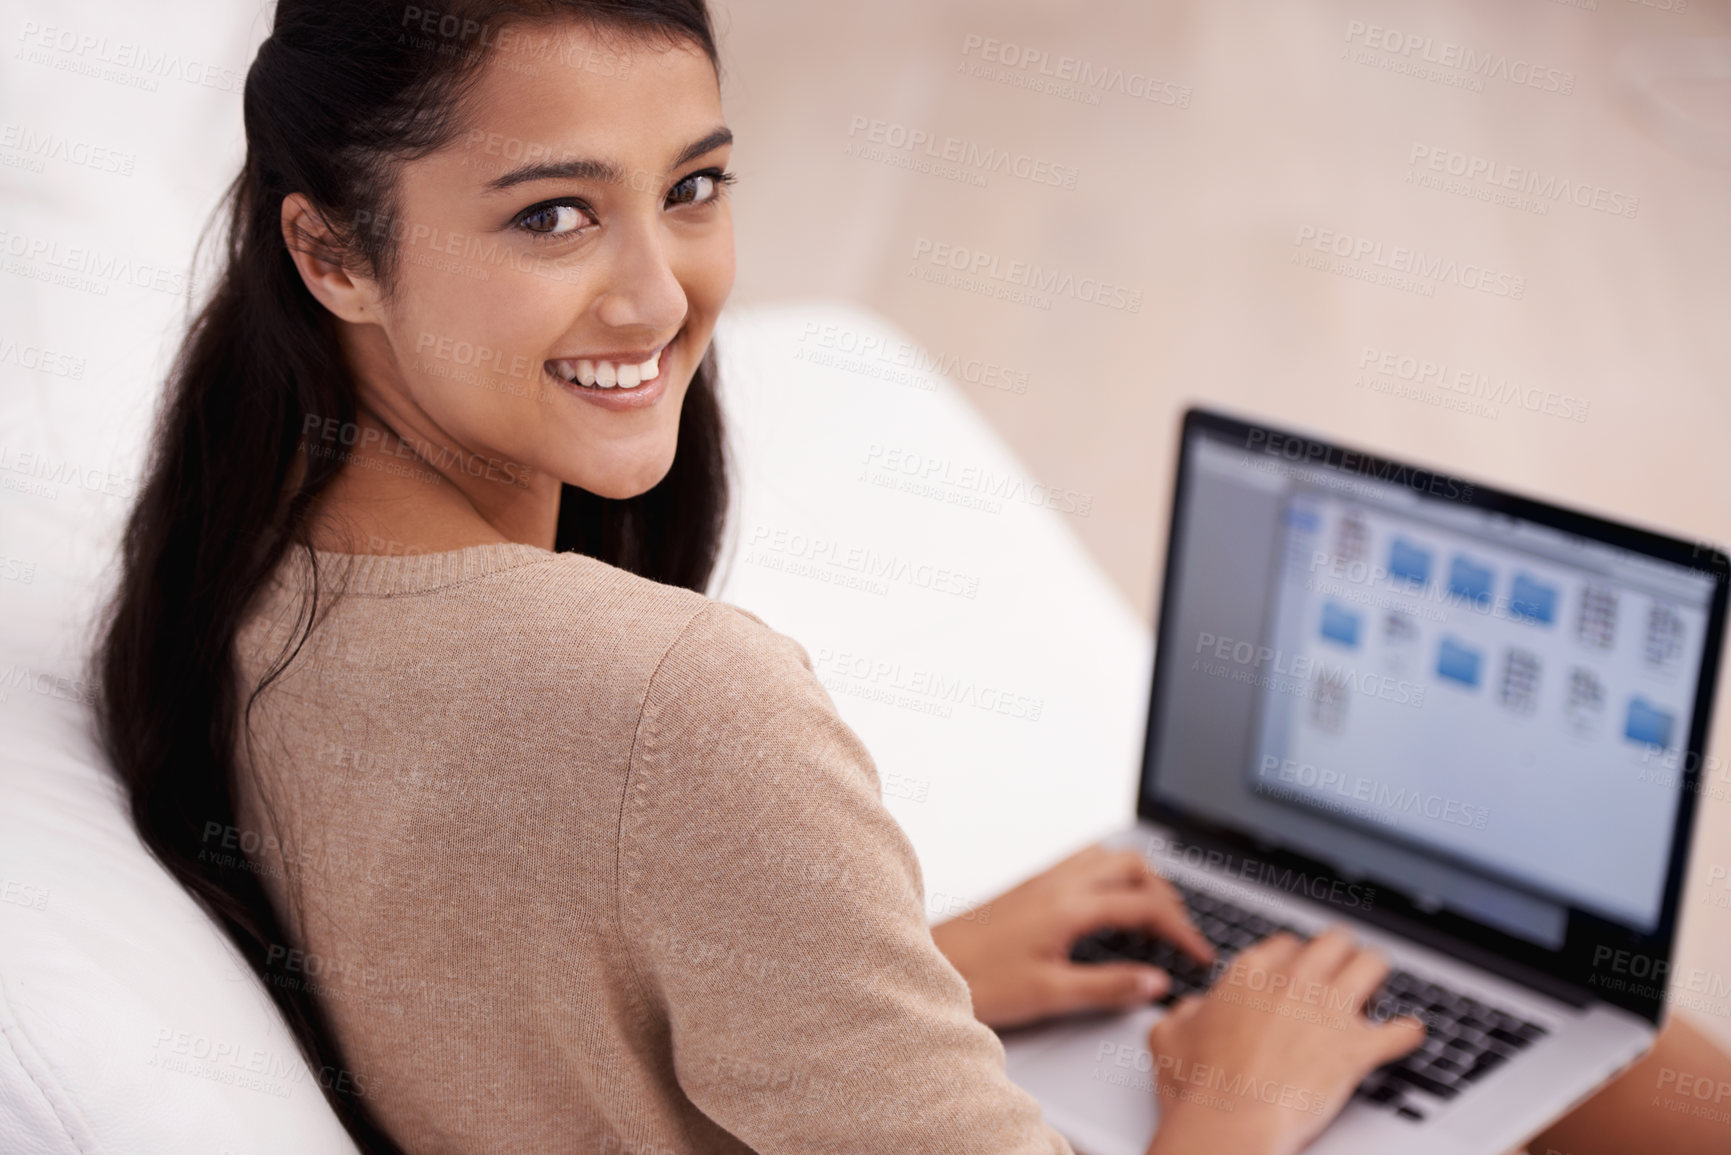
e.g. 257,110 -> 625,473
519,203 -> 588,236
667,173 -> 717,207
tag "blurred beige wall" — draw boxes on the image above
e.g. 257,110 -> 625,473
716,0 -> 1731,617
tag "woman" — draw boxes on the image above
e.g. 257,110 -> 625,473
96,2 -> 1727,1153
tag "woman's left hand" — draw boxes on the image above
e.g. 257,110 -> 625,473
930,844 -> 1216,1030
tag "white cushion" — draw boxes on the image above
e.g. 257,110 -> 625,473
0,621 -> 363,1154
0,2 -> 375,1148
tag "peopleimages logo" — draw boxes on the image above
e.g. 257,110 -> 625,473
862,443 -> 1093,517
846,115 -> 1079,189
0,225 -> 188,297
957,35 -> 1192,108
1342,21 -> 1575,95
1192,631 -> 1427,710
1406,145 -> 1638,220
1294,225 -> 1525,299
796,321 -> 1030,396
0,443 -> 136,500
14,22 -> 246,93
1356,346 -> 1590,423
745,523 -> 981,599
0,123 -> 135,175
1258,756 -> 1490,830
1243,427 -> 1475,502
1093,1042 -> 1333,1116
812,645 -> 1045,722
301,415 -> 533,490
909,237 -> 1143,313
1142,834 -> 1377,913
0,335 -> 86,379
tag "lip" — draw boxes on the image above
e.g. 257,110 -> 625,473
544,334 -> 676,410
548,342 -> 669,365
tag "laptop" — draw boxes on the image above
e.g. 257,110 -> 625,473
1002,407 -> 1729,1155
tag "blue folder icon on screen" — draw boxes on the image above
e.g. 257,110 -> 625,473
1436,637 -> 1482,687
1388,538 -> 1432,587
1448,555 -> 1494,607
1320,602 -> 1361,648
1625,697 -> 1674,749
1509,573 -> 1558,625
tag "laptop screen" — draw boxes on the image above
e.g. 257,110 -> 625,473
1140,410 -> 1727,1021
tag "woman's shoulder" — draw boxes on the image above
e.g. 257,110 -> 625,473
251,542 -> 809,692
489,549 -> 805,674
443,552 -> 836,774
535,553 -> 812,690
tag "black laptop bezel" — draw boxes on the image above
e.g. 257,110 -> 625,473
1137,407 -> 1730,1025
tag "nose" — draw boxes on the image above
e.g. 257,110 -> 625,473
589,222 -> 687,337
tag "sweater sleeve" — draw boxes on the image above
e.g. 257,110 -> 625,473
618,601 -> 1072,1154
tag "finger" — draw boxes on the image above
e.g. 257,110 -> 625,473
1328,947 -> 1392,1012
1044,843 -> 1111,883
1289,926 -> 1357,986
1068,889 -> 1215,965
1364,1015 -> 1428,1065
1143,875 -> 1214,963
1068,843 -> 1111,868
1149,993 -> 1204,1046
1090,849 -> 1155,888
1214,931 -> 1302,997
1227,929 -> 1303,980
1045,962 -> 1170,1016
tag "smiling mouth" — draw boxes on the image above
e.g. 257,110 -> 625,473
545,342 -> 668,391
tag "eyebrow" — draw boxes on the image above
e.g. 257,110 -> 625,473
482,126 -> 733,193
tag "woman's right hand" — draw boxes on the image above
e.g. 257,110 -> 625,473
1142,929 -> 1426,1155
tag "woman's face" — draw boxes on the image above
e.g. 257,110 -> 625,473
344,22 -> 734,503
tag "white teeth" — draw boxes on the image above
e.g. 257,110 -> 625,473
551,345 -> 667,390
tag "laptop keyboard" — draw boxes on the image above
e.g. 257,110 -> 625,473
1069,879 -> 1549,1121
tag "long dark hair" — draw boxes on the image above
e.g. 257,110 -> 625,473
95,2 -> 724,1149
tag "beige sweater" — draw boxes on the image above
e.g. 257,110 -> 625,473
233,543 -> 1071,1154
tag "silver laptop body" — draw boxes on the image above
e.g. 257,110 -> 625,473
1003,409 -> 1729,1155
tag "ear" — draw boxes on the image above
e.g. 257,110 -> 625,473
280,193 -> 383,325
